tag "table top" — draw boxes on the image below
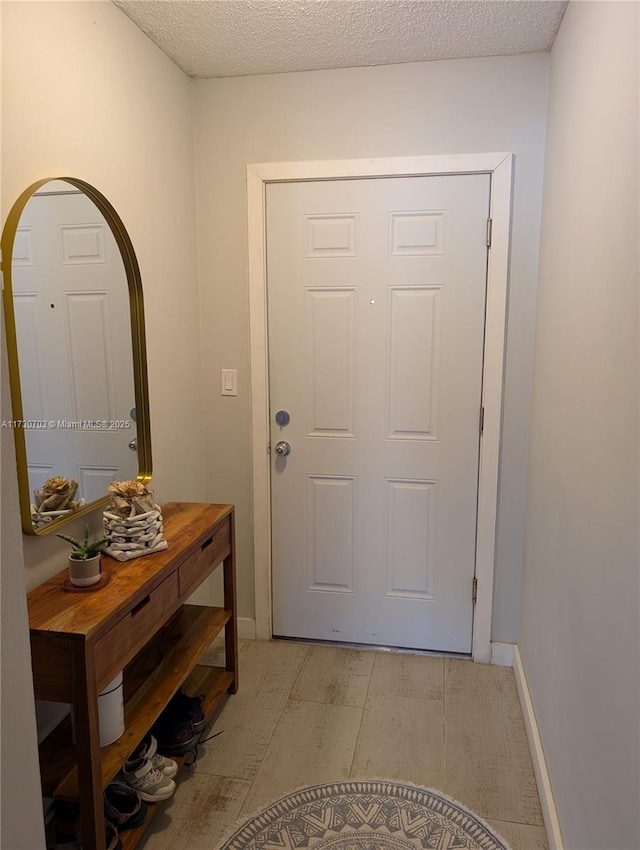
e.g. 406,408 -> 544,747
27,502 -> 233,639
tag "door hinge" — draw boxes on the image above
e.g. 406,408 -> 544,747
472,576 -> 478,603
479,406 -> 485,434
486,218 -> 493,248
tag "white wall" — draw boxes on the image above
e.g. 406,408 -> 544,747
1,2 -> 202,843
1,309 -> 45,850
519,3 -> 639,849
192,55 -> 549,640
2,0 -> 205,588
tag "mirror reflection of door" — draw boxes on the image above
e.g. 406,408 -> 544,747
12,180 -> 138,508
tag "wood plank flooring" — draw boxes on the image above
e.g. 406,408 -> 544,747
138,639 -> 548,850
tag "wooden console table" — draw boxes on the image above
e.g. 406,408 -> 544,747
27,502 -> 237,850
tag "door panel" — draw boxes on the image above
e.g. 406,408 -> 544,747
387,285 -> 442,439
267,174 -> 490,652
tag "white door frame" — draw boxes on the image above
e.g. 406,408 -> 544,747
247,152 -> 513,663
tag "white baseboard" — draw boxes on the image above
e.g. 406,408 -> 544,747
238,617 -> 256,640
490,642 -> 514,666
512,645 -> 564,850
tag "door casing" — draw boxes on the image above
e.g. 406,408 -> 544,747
247,152 -> 513,662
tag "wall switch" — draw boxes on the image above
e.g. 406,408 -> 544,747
221,368 -> 237,396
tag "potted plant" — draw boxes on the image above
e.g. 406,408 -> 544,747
57,525 -> 109,587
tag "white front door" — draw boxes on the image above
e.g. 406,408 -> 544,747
267,174 -> 490,652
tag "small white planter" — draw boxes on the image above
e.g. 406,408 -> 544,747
68,554 -> 102,587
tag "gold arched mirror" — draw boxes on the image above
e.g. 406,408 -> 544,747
1,178 -> 151,535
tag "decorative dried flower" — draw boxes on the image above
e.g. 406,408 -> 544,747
34,477 -> 80,512
107,479 -> 155,518
42,476 -> 75,494
107,480 -> 151,498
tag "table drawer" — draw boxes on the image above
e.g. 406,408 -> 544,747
94,570 -> 179,691
179,519 -> 231,599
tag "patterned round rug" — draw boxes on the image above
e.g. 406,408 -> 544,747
219,781 -> 511,850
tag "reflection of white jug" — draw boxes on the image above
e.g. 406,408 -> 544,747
71,671 -> 124,747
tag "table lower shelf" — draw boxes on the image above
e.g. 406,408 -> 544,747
48,663 -> 234,850
39,604 -> 233,802
119,663 -> 234,850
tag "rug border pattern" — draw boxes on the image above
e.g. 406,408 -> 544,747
217,780 -> 512,850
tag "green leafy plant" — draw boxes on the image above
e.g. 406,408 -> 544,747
57,524 -> 108,560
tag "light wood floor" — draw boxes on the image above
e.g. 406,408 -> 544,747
138,639 -> 548,850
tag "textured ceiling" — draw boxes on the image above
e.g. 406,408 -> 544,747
112,0 -> 567,80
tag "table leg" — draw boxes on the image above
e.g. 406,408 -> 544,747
223,511 -> 238,694
72,642 -> 105,850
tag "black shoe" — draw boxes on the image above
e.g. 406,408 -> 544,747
167,689 -> 207,733
151,711 -> 196,756
104,782 -> 148,831
105,820 -> 122,850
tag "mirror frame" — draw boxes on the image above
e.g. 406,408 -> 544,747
1,177 -> 152,535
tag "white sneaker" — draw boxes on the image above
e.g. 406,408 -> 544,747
128,734 -> 178,778
120,757 -> 176,802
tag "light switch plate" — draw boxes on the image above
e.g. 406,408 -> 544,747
221,369 -> 237,396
